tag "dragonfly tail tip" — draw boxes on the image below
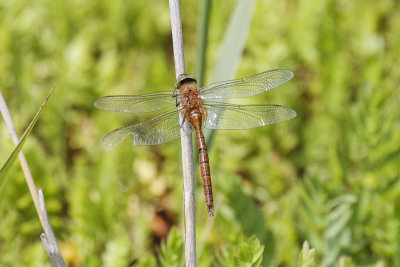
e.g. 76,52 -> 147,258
208,207 -> 214,217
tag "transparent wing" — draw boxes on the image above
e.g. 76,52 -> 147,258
102,110 -> 193,146
203,103 -> 297,130
94,91 -> 176,113
200,69 -> 293,99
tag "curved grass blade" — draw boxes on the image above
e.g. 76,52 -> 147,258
0,85 -> 56,189
209,0 -> 257,83
195,0 -> 211,87
205,0 -> 257,148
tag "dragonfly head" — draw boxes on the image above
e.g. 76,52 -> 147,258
175,74 -> 197,89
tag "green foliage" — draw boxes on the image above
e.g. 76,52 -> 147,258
216,235 -> 264,267
101,233 -> 131,267
334,256 -> 356,267
158,227 -> 184,267
1,0 -> 400,266
298,241 -> 316,267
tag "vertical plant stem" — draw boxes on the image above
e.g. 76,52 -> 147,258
168,1 -> 197,266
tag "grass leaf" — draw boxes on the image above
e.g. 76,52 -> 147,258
0,85 -> 55,189
205,0 -> 257,148
209,0 -> 257,83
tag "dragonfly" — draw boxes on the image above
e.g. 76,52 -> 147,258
94,69 -> 296,216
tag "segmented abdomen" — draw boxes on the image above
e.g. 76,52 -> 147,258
187,108 -> 214,216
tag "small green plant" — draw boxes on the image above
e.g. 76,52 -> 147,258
298,241 -> 316,267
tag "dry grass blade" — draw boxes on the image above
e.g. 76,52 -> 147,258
39,189 -> 66,267
0,86 -> 66,266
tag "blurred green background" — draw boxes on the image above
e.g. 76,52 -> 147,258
1,0 -> 400,266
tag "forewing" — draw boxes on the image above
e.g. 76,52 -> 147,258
94,91 -> 176,113
203,103 -> 296,130
102,110 -> 193,146
200,69 -> 293,99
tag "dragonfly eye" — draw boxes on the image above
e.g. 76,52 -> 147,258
175,74 -> 197,89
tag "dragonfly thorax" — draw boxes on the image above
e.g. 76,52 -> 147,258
178,81 -> 204,112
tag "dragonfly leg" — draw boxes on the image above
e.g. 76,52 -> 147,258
201,107 -> 208,121
180,112 -> 189,128
172,87 -> 180,107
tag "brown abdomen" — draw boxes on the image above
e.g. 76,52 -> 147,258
187,109 -> 214,216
